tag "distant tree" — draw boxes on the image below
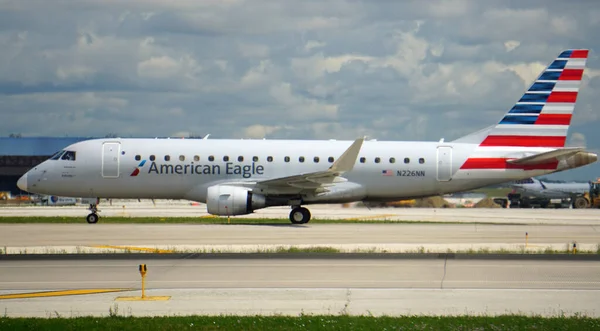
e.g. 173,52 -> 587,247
8,133 -> 22,138
105,133 -> 118,138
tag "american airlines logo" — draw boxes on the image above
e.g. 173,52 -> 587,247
130,160 -> 147,176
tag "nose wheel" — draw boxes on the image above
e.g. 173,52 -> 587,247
87,204 -> 100,224
289,206 -> 311,224
86,213 -> 99,224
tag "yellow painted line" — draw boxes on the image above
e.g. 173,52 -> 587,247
115,296 -> 171,301
0,288 -> 128,300
345,214 -> 397,221
92,245 -> 174,253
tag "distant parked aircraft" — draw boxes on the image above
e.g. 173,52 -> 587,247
511,177 -> 590,199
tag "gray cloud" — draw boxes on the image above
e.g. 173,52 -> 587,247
0,0 -> 599,180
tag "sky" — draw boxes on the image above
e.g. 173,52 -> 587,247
0,0 -> 599,180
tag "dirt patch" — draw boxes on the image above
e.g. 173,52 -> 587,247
414,196 -> 454,208
474,197 -> 502,208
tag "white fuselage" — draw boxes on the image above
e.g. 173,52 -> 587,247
20,138 -> 559,204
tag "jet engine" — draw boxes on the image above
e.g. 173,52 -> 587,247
206,185 -> 266,216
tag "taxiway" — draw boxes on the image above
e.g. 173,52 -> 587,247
1,256 -> 599,317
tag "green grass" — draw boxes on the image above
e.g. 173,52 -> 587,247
0,216 -> 527,225
1,315 -> 599,331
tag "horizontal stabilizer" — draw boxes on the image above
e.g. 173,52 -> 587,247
507,147 -> 585,166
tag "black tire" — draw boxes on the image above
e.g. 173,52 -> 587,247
86,213 -> 99,224
573,197 -> 589,209
289,207 -> 311,224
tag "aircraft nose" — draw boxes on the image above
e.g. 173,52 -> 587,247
17,173 -> 28,191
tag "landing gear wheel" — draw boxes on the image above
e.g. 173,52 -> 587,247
289,207 -> 311,224
86,213 -> 99,224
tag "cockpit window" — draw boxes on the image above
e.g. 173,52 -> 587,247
61,151 -> 76,161
50,151 -> 65,160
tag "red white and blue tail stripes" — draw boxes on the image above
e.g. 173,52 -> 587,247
482,49 -> 587,148
461,49 -> 588,171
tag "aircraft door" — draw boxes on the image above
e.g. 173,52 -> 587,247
102,142 -> 121,178
436,146 -> 452,181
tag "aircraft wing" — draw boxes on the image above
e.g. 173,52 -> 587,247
255,137 -> 364,192
507,147 -> 585,166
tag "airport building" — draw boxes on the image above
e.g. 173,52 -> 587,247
0,137 -> 90,195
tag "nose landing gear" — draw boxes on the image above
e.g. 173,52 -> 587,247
86,203 -> 100,224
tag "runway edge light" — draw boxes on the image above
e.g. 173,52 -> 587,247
139,264 -> 147,298
115,264 -> 171,302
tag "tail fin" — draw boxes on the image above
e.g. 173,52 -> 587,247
456,49 -> 588,147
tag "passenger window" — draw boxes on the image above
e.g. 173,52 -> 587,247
419,158 -> 425,164
328,157 -> 334,163
135,155 -> 141,161
61,151 -> 76,161
253,156 -> 259,162
360,157 -> 366,163
299,156 -> 305,163
267,156 -> 273,162
194,155 -> 200,162
404,158 -> 410,164
314,156 -> 320,163
164,155 -> 170,161
374,157 -> 380,164
284,156 -> 290,162
389,157 -> 395,163
223,156 -> 229,162
238,156 -> 244,162
150,155 -> 156,161
208,155 -> 214,162
179,155 -> 185,161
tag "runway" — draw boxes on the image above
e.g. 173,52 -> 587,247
1,256 -> 599,317
1,222 -> 599,254
3,201 -> 600,225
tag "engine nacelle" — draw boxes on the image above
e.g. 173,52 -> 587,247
206,185 -> 266,216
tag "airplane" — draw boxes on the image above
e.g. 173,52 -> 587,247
511,177 -> 590,200
17,49 -> 597,224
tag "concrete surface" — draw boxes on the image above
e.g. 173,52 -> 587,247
1,258 -> 599,317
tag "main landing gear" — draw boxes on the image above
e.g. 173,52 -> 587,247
289,206 -> 311,224
87,203 -> 99,224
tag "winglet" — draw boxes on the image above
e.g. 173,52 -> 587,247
329,137 -> 365,173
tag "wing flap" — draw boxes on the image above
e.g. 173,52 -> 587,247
507,147 -> 585,165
